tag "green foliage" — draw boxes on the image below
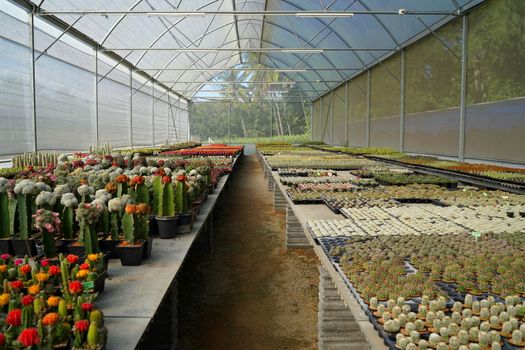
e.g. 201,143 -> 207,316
121,213 -> 134,243
8,197 -> 17,235
215,133 -> 311,145
110,212 -> 120,241
0,193 -> 9,238
175,181 -> 189,213
11,152 -> 59,168
135,183 -> 149,204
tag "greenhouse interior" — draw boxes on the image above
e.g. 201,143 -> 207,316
0,0 -> 524,349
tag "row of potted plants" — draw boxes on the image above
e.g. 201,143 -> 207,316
159,144 -> 243,157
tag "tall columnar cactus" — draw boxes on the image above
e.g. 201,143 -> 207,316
33,209 -> 61,258
60,193 -> 78,240
75,203 -> 102,254
108,197 -> 125,241
175,172 -> 189,213
121,207 -> 135,244
0,178 -> 9,238
155,176 -> 175,217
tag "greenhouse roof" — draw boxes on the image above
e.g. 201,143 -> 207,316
18,0 -> 484,101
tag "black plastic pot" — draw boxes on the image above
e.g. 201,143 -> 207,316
142,236 -> 153,259
149,215 -> 159,237
99,239 -> 121,259
12,238 -> 38,257
520,211 -> 525,218
507,211 -> 515,218
67,243 -> 85,257
207,184 -> 214,194
117,243 -> 144,266
156,215 -> 178,239
57,239 -> 76,254
0,238 -> 14,255
177,212 -> 192,234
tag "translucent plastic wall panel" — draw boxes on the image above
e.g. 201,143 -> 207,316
97,57 -> 130,148
312,100 -> 321,141
0,10 -> 33,156
370,54 -> 401,149
465,0 -> 525,163
332,85 -> 346,146
154,98 -> 169,145
34,24 -> 96,151
98,78 -> 130,147
404,19 -> 462,156
132,87 -> 153,147
320,94 -> 332,144
347,74 -> 368,147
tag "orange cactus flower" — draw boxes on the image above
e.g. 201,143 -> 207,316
0,293 -> 10,307
0,265 -> 7,273
47,296 -> 61,307
76,270 -> 89,279
27,284 -> 40,295
136,203 -> 150,215
42,312 -> 60,326
105,182 -> 117,194
20,264 -> 32,275
116,174 -> 129,183
36,272 -> 49,283
125,204 -> 136,214
87,254 -> 100,262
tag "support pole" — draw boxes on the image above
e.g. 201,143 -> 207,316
400,49 -> 405,152
30,12 -> 38,153
129,69 -> 134,149
366,70 -> 371,147
320,97 -> 323,142
95,48 -> 99,146
310,103 -> 314,141
459,15 -> 468,162
345,82 -> 348,146
152,82 -> 155,146
228,101 -> 231,143
330,91 -> 334,145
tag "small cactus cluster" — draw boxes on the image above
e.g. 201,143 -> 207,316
12,152 -> 59,167
380,294 -> 525,350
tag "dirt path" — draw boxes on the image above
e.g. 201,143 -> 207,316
178,155 -> 319,350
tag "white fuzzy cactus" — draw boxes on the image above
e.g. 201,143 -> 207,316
458,330 -> 469,345
512,330 -> 523,344
35,191 -> 56,207
448,336 -> 460,350
464,294 -> 473,307
428,333 -> 441,347
60,193 -> 78,208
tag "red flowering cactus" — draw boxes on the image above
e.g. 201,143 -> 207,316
69,281 -> 83,294
74,320 -> 90,332
130,175 -> 145,186
48,265 -> 61,276
18,328 -> 40,347
162,176 -> 172,184
79,263 -> 90,271
66,254 -> 79,264
20,264 -> 32,275
22,295 -> 35,306
6,309 -> 22,326
81,303 -> 94,312
10,280 -> 24,290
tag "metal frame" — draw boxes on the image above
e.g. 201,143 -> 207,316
459,15 -> 468,161
399,49 -> 405,152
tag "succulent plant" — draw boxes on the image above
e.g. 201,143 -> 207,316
397,336 -> 410,349
478,331 -> 490,348
409,330 -> 419,343
480,321 -> 491,332
451,312 -> 462,324
491,342 -> 501,350
439,326 -> 449,342
449,336 -> 460,350
512,330 -> 523,344
449,322 -> 460,336
384,319 -> 400,333
468,344 -> 480,350
464,294 -> 473,307
458,330 -> 469,345
471,300 -> 481,313
369,297 -> 378,309
480,308 -> 490,320
428,333 -> 441,347
488,330 -> 500,343
406,343 -> 417,350
489,315 -> 500,328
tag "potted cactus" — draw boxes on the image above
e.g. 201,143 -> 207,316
11,179 -> 49,257
0,177 -> 13,254
69,202 -> 103,256
154,175 -> 177,239
33,209 -> 61,258
129,176 -> 152,259
116,204 -> 145,266
174,170 -> 192,234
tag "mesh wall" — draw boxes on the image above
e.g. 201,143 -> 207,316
154,95 -> 170,145
404,18 -> 462,156
347,73 -> 368,147
464,0 -> 525,163
312,100 -> 321,141
370,54 -> 401,149
320,94 -> 332,144
332,85 -> 346,146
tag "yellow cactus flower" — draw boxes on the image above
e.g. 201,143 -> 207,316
27,284 -> 40,295
76,270 -> 89,279
0,265 -> 7,273
87,254 -> 99,262
0,293 -> 10,306
36,272 -> 49,282
47,296 -> 61,307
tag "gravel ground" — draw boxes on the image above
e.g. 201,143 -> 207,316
177,155 -> 319,349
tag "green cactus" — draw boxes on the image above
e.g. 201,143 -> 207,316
8,197 -> 17,235
158,182 -> 175,217
58,299 -> 67,318
117,182 -> 128,198
0,193 -> 9,238
22,306 -> 33,328
82,225 -> 100,255
42,227 -> 57,258
17,195 -> 30,239
60,257 -> 70,298
152,176 -> 162,216
134,214 -> 148,241
110,212 -> 120,241
61,206 -> 74,240
122,213 -> 134,244
175,181 -> 189,213
87,322 -> 98,346
90,310 -> 103,327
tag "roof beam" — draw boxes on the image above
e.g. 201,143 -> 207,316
102,47 -> 391,52
37,10 -> 458,16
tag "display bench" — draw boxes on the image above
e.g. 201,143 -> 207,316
257,149 -> 387,350
98,157 -> 238,350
